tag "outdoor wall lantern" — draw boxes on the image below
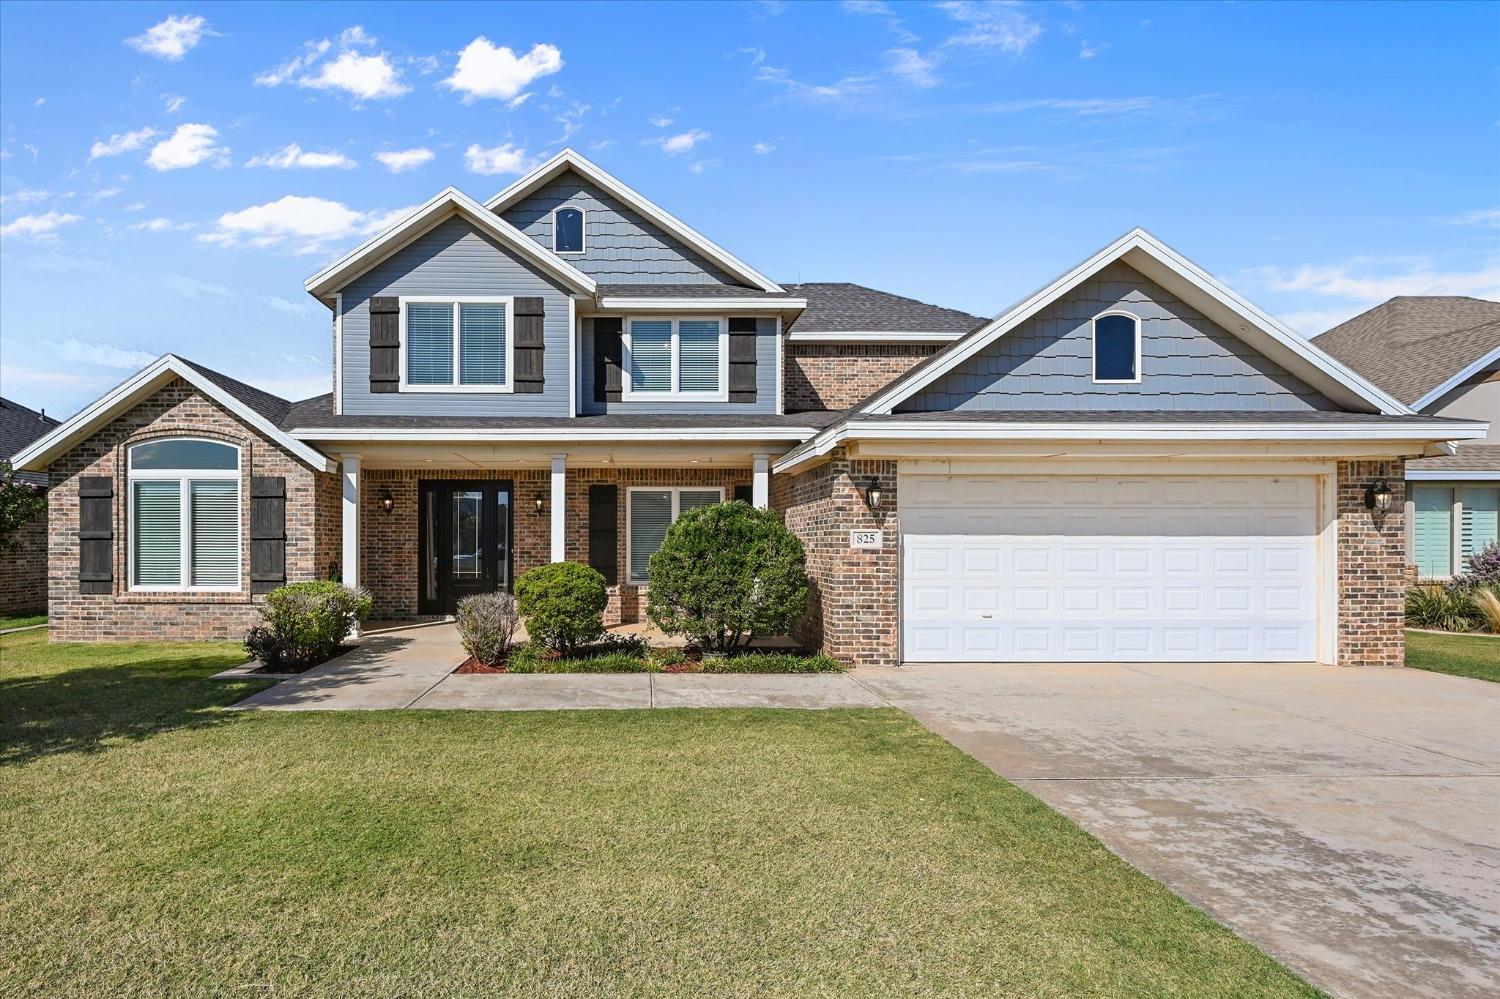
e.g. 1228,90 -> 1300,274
1365,479 -> 1394,514
864,478 -> 883,511
379,489 -> 395,514
534,493 -> 546,515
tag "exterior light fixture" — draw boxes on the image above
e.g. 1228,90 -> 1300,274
534,493 -> 546,516
379,489 -> 395,514
1365,479 -> 1394,513
865,478 -> 883,511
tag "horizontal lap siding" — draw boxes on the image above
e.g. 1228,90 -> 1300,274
577,317 -> 779,415
339,217 -> 572,416
897,262 -> 1337,413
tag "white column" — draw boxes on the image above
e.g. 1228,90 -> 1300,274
340,453 -> 361,589
752,453 -> 771,509
550,453 -> 567,562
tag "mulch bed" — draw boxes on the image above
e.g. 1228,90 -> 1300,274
455,657 -> 508,674
249,646 -> 353,675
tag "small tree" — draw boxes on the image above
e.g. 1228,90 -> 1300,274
646,501 -> 808,652
515,561 -> 607,656
0,460 -> 47,553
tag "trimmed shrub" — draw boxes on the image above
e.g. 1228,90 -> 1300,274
456,591 -> 521,667
244,580 -> 373,666
646,501 -> 809,652
515,561 -> 607,655
1404,583 -> 1479,633
1453,541 -> 1500,593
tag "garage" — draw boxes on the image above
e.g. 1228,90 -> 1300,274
901,473 -> 1324,663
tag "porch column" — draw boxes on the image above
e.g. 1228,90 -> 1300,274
340,453 -> 360,588
752,453 -> 771,509
550,453 -> 567,562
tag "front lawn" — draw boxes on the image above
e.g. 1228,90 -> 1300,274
1406,629 -> 1500,683
0,613 -> 45,631
0,630 -> 1316,997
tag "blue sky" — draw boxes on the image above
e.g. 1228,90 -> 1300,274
2,0 -> 1496,418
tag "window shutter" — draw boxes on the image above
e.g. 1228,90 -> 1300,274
728,317 -> 757,403
588,484 -> 618,585
369,297 -> 400,394
733,484 -> 752,504
514,296 -> 545,394
78,475 -> 113,594
250,476 -> 286,594
594,317 -> 623,403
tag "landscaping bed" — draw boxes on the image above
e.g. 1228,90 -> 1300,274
455,640 -> 842,675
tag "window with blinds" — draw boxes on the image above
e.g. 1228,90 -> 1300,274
625,318 -> 725,398
459,304 -> 506,386
128,439 -> 241,591
404,299 -> 511,389
406,302 -> 454,385
627,487 -> 725,582
678,321 -> 720,392
133,480 -> 182,586
1460,487 -> 1499,567
1413,486 -> 1453,578
190,481 -> 240,586
629,320 -> 673,393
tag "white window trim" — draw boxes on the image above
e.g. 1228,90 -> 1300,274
126,438 -> 243,593
1410,481 -> 1500,580
625,486 -> 725,584
398,296 -> 516,393
1091,309 -> 1142,385
552,205 -> 586,255
621,316 -> 730,402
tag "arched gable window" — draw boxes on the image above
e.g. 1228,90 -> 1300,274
128,438 -> 241,591
1092,312 -> 1140,383
554,207 -> 584,254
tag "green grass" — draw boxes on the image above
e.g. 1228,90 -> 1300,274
1406,629 -> 1500,683
505,643 -> 844,674
0,613 -> 45,631
0,630 -> 1318,998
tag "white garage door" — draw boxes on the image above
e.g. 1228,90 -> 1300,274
901,474 -> 1320,663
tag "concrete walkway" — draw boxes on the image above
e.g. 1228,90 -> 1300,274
858,661 -> 1500,999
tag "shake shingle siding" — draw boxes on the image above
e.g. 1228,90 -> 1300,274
577,316 -> 780,415
338,217 -> 573,417
898,262 -> 1336,413
501,174 -> 737,285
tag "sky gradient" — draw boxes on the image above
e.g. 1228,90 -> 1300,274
2,0 -> 1497,418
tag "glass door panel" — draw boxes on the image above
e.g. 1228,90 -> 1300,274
417,480 -> 515,615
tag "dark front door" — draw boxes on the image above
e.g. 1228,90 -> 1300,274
418,479 -> 513,615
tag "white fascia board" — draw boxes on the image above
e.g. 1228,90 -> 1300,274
785,331 -> 964,344
860,228 -> 1411,417
304,187 -> 597,299
1406,469 -> 1500,481
595,297 -> 806,311
12,355 -> 336,474
1409,343 -> 1500,412
289,427 -> 821,443
484,149 -> 784,294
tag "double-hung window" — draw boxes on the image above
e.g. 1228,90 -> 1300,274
626,487 -> 724,583
623,318 -> 727,400
128,438 -> 241,591
1412,484 -> 1500,578
401,297 -> 513,392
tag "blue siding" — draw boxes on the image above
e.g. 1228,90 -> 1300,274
339,217 -> 573,417
577,317 -> 780,415
500,172 -> 738,285
898,262 -> 1337,413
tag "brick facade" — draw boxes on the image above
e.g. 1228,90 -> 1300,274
0,511 -> 48,616
46,379 -> 337,642
784,344 -> 939,412
1336,459 -> 1407,668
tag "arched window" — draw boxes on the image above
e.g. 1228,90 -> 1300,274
1092,312 -> 1140,383
128,438 -> 241,590
554,206 -> 584,254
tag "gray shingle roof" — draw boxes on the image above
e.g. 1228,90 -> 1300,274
1314,297 -> 1500,407
781,283 -> 987,334
175,356 -> 301,426
594,283 -> 784,299
1407,444 -> 1500,475
1,397 -> 60,486
846,409 -> 1472,426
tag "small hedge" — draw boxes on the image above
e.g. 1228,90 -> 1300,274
502,640 -> 842,674
515,562 -> 607,655
244,580 -> 372,668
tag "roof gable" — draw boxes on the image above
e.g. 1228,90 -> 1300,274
1315,297 -> 1500,409
861,229 -> 1410,417
1,396 -> 60,462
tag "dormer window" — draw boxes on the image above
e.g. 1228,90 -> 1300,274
1092,312 -> 1140,383
554,207 -> 584,254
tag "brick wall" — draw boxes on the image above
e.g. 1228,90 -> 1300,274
1337,459 -> 1407,667
774,449 -> 898,666
785,344 -> 938,412
0,511 -> 48,616
46,379 -> 335,642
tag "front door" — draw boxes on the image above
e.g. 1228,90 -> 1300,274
418,480 -> 513,615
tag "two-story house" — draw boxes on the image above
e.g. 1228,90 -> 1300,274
15,150 -> 1488,667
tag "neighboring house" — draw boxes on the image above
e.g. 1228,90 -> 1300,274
13,150 -> 1487,666
1,396 -> 60,616
1316,297 -> 1500,580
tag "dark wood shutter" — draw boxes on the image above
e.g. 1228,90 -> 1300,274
250,476 -> 286,594
593,317 -> 623,403
369,296 -> 400,394
733,484 -> 753,504
588,484 -> 618,584
728,317 -> 757,403
514,296 -> 545,394
77,476 -> 113,594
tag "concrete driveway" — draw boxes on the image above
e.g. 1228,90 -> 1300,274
856,662 -> 1500,999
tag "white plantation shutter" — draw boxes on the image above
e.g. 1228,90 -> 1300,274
459,303 -> 506,386
134,480 -> 182,586
630,320 -> 672,392
679,490 -> 721,514
1413,486 -> 1454,578
407,302 -> 454,385
630,490 -> 672,582
678,320 -> 720,392
191,480 -> 240,586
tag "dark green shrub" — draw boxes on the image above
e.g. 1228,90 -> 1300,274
456,591 -> 521,666
1405,583 -> 1479,633
646,502 -> 809,652
244,580 -> 373,666
514,561 -> 607,655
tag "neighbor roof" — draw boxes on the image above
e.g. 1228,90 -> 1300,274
1407,444 -> 1500,477
1,397 -> 60,486
782,283 -> 987,335
1314,297 -> 1500,409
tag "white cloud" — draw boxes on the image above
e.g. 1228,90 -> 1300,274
87,187 -> 123,203
0,211 -> 81,239
463,142 -> 533,175
1438,208 -> 1500,228
125,14 -> 213,61
649,114 -> 674,128
657,129 -> 710,155
246,143 -> 356,169
199,194 -> 416,254
163,93 -> 187,113
841,0 -> 919,43
264,295 -> 315,317
89,126 -> 157,161
755,64 -> 877,102
1079,39 -> 1103,59
163,272 -> 234,299
688,159 -> 719,175
147,123 -> 228,170
123,201 -> 147,212
887,47 -> 937,87
555,102 -> 590,141
53,338 -> 156,369
374,147 -> 435,173
1256,260 -> 1500,303
938,1 -> 1042,55
302,50 -> 409,100
444,37 -> 563,102
129,217 -> 191,232
0,188 -> 51,204
753,141 -> 776,155
255,38 -> 332,87
33,97 -> 45,107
